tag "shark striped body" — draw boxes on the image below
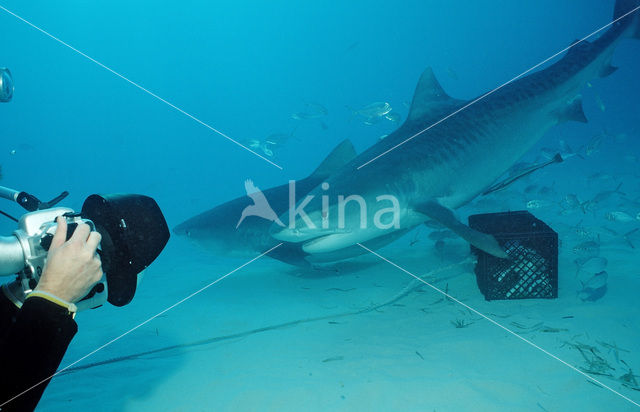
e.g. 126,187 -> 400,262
272,1 -> 640,259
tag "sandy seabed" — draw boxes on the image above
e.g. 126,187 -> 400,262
37,222 -> 640,412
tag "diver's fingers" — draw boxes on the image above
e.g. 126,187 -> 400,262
70,222 -> 91,243
49,216 -> 68,250
85,231 -> 102,253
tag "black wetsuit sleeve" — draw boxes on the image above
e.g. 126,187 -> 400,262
0,292 -> 77,411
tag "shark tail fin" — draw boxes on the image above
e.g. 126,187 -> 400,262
309,139 -> 357,179
614,0 -> 640,39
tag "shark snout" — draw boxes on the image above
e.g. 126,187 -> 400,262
173,222 -> 190,237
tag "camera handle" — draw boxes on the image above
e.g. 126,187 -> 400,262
0,185 -> 69,212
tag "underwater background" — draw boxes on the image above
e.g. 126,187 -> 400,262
1,0 -> 640,410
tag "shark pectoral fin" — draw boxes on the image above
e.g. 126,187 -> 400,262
302,230 -> 370,254
599,63 -> 618,77
309,139 -> 357,179
414,200 -> 508,259
554,96 -> 588,123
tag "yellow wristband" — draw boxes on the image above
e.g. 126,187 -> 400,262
27,291 -> 78,315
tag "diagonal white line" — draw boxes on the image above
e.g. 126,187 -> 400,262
0,4 -> 283,170
357,6 -> 640,170
0,243 -> 283,409
357,243 -> 640,408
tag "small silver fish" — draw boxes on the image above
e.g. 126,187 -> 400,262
594,94 -> 606,112
561,194 -> 582,210
591,183 -> 625,204
291,112 -> 323,120
624,228 -> 639,249
265,131 -> 294,146
305,102 -> 328,116
0,67 -> 14,102
578,271 -> 608,302
384,112 -> 402,123
246,138 -> 261,149
573,223 -> 591,238
245,139 -> 274,157
291,103 -> 328,120
585,131 -> 606,156
358,102 -> 391,117
572,240 -> 600,258
606,211 -> 635,223
575,256 -> 608,276
526,199 -> 553,209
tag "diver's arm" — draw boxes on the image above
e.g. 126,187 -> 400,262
0,218 -> 101,411
0,293 -> 77,411
0,285 -> 20,340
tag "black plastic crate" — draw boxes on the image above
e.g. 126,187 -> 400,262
468,211 -> 558,301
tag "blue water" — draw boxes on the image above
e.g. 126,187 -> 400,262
2,0 -> 640,410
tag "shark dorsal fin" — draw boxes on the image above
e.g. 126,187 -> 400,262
407,67 -> 461,122
309,139 -> 357,179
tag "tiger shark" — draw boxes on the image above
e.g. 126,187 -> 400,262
271,0 -> 640,260
173,139 -> 356,266
173,139 -> 412,266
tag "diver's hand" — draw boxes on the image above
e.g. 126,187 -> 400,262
35,216 -> 103,303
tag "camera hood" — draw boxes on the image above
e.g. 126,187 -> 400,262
82,194 -> 169,306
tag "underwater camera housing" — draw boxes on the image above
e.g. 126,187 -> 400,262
0,193 -> 170,310
82,194 -> 170,306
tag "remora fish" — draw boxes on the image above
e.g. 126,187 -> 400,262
271,1 -> 640,260
483,153 -> 563,195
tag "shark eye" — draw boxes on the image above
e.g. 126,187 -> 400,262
186,230 -> 191,237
